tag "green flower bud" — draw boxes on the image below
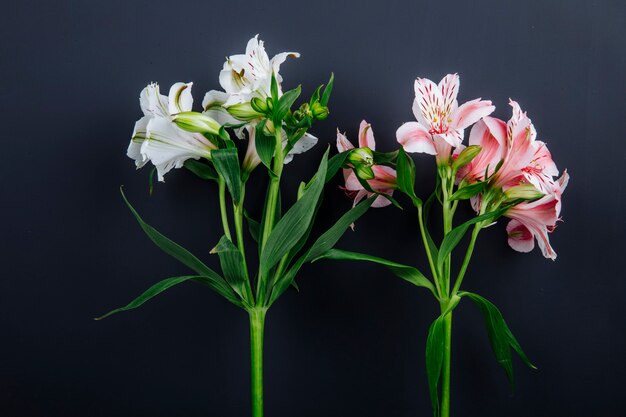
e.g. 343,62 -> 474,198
250,97 -> 268,114
504,183 -> 544,201
452,145 -> 482,170
173,112 -> 221,135
348,147 -> 374,167
355,165 -> 375,181
226,102 -> 264,121
311,102 -> 329,120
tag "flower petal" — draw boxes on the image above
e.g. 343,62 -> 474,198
413,77 -> 443,128
506,219 -> 535,253
143,118 -> 214,181
128,116 -> 150,168
336,129 -> 355,153
438,73 -> 460,120
139,83 -> 169,118
396,122 -> 436,155
358,120 -> 376,150
284,133 -> 317,164
451,98 -> 495,130
168,82 -> 194,114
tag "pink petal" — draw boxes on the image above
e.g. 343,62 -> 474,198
396,122 -> 436,155
451,98 -> 495,130
370,165 -> 397,189
358,120 -> 376,150
372,190 -> 393,208
336,129 -> 355,153
506,219 -> 535,253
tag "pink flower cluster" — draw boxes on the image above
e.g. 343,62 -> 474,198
337,73 -> 568,260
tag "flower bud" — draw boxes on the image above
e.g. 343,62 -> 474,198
311,102 -> 329,120
504,183 -> 544,201
452,145 -> 482,171
355,165 -> 375,181
226,102 -> 264,121
173,112 -> 221,135
348,147 -> 374,167
250,97 -> 268,114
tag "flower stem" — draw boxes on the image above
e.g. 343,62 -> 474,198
234,186 -> 254,303
218,176 -> 232,240
451,224 -> 480,297
417,205 -> 441,297
440,311 -> 453,417
249,308 -> 266,417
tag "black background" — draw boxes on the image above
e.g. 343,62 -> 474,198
2,0 -> 624,416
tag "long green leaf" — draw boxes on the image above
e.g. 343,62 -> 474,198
274,85 -> 301,122
312,249 -> 435,295
96,275 -> 212,320
320,72 -> 334,106
423,190 -> 439,261
396,147 -> 421,206
436,207 -> 508,270
211,235 -> 248,300
255,119 -> 275,169
426,316 -> 445,416
244,210 -> 260,243
212,148 -> 242,203
450,181 -> 487,201
259,149 -> 328,277
326,151 -> 349,183
184,159 -> 218,181
305,197 -> 376,262
461,292 -> 533,386
120,188 -> 240,306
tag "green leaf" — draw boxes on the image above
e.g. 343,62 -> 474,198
184,159 -> 218,181
460,292 -> 536,385
148,167 -> 157,195
312,249 -> 435,295
372,150 -> 399,165
396,147 -> 422,206
326,151 -> 349,183
96,275 -> 207,320
305,197 -> 376,262
274,85 -> 301,122
255,119 -> 276,169
244,210 -> 260,243
259,149 -> 328,278
119,188 -> 241,306
211,235 -> 248,300
450,181 -> 487,201
270,72 -> 279,101
436,207 -> 508,270
212,148 -> 242,204
320,72 -> 334,106
425,316 -> 445,415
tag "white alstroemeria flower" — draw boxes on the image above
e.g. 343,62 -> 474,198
218,34 -> 299,106
127,82 -> 217,181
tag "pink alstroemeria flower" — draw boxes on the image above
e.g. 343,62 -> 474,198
337,120 -> 397,208
396,73 -> 495,164
505,171 -> 569,260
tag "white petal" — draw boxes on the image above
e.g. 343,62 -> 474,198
168,82 -> 194,114
139,83 -> 169,118
127,116 -> 151,168
143,118 -> 214,181
284,133 -> 317,164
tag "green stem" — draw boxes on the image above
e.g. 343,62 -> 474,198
234,186 -> 254,304
417,205 -> 441,298
249,308 -> 266,417
451,224 -> 480,297
257,127 -> 284,304
440,311 -> 452,417
260,128 -> 284,250
218,176 -> 232,240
